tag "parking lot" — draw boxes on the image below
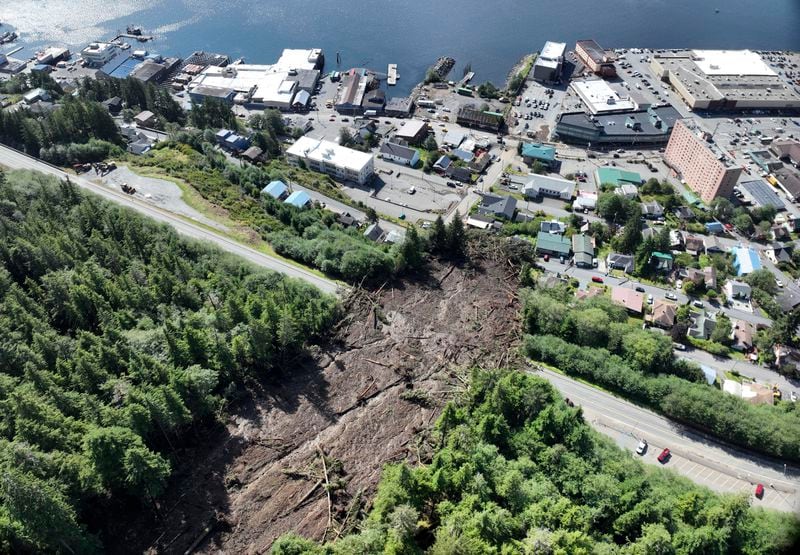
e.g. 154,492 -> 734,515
597,414 -> 798,513
509,78 -> 567,140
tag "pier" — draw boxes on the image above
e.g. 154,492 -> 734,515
387,63 -> 398,85
457,71 -> 475,88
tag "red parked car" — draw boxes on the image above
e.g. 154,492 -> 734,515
591,276 -> 604,283
755,484 -> 765,499
657,448 -> 671,464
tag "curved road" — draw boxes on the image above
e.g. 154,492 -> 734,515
0,145 -> 341,296
535,367 -> 800,513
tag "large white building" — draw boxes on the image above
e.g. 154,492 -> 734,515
570,79 -> 636,114
650,49 -> 800,111
286,137 -> 375,185
80,42 -> 121,67
187,48 -> 322,110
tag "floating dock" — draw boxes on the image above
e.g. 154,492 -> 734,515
457,71 -> 475,88
387,63 -> 398,85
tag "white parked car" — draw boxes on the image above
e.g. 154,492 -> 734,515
776,279 -> 784,288
636,439 -> 648,455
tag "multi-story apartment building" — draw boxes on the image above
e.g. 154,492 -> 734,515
664,119 -> 741,203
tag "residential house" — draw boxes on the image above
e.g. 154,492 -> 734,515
642,200 -> 664,219
336,213 -> 358,227
765,243 -> 792,265
731,320 -> 756,352
705,221 -> 724,235
478,194 -> 517,220
447,166 -> 472,183
649,251 -> 673,272
102,96 -> 123,114
777,289 -> 800,313
469,152 -> 492,173
535,231 -> 572,258
573,191 -> 597,211
669,230 -> 683,249
127,134 -> 154,155
133,110 -> 157,128
616,183 -> 639,199
442,130 -> 466,148
522,174 -> 575,201
673,206 -> 695,221
284,190 -> 311,208
379,142 -> 420,166
612,287 -> 644,314
684,234 -> 705,256
384,229 -> 405,244
433,155 -> 452,173
689,310 -> 716,340
540,220 -> 567,234
262,180 -> 288,200
771,225 -> 790,242
650,299 -> 677,328
724,280 -> 752,301
241,146 -> 263,163
451,148 -> 475,163
466,214 -> 500,230
572,234 -> 595,268
606,252 -> 634,273
22,88 -> 51,104
722,380 -> 774,405
364,223 -> 385,242
703,235 -> 724,254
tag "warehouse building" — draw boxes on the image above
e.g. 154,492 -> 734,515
738,179 -> 786,210
555,105 -> 681,146
81,42 -> 122,67
286,136 -> 375,185
532,41 -> 566,83
664,119 -> 742,203
335,70 -> 370,114
650,50 -> 800,111
575,40 -> 616,77
456,107 -> 504,132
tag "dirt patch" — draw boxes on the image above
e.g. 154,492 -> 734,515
107,239 -> 522,554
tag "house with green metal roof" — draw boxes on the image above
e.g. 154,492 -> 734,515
649,251 -> 674,272
535,231 -> 571,257
571,234 -> 594,267
595,167 -> 643,188
521,143 -> 557,168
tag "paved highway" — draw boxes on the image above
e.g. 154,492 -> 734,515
0,145 -> 342,296
535,367 -> 800,512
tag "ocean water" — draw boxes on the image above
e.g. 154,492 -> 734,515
2,0 -> 799,95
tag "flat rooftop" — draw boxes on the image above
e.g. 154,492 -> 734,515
287,136 -> 373,172
558,105 -> 682,138
571,79 -> 636,114
577,40 -> 611,64
692,50 -> 775,76
540,41 -> 566,61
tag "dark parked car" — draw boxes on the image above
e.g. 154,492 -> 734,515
635,286 -> 645,292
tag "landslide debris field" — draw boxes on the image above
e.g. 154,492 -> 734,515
111,241 -> 523,554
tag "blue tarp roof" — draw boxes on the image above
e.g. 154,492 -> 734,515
100,53 -> 141,79
262,180 -> 288,199
705,221 -> 724,232
285,190 -> 311,208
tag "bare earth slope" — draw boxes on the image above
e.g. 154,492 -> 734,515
109,244 -> 522,554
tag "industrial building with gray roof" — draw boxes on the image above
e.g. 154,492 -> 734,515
554,105 -> 681,145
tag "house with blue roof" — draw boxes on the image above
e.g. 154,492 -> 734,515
705,221 -> 724,234
521,143 -> 556,169
285,190 -> 311,209
224,133 -> 250,152
731,246 -> 762,276
215,129 -> 232,144
262,180 -> 288,200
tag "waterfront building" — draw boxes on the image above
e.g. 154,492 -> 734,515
664,119 -> 742,203
335,70 -> 369,115
286,136 -> 375,185
570,79 -> 636,114
575,40 -> 616,77
554,106 -> 681,146
81,42 -> 121,67
532,41 -> 566,83
650,50 -> 800,111
456,107 -> 504,132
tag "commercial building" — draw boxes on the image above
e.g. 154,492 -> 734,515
286,136 -> 375,185
575,40 -> 616,77
393,119 -> 429,145
738,179 -> 785,210
188,64 -> 298,109
521,143 -> 556,168
774,167 -> 800,201
650,50 -> 800,111
456,107 -> 504,132
570,79 -> 635,114
385,96 -> 414,118
379,142 -> 420,166
554,106 -> 681,146
664,119 -> 742,203
532,41 -> 566,83
335,69 -> 370,114
81,42 -> 121,67
522,174 -> 575,200
595,167 -> 643,188
771,139 -> 800,165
